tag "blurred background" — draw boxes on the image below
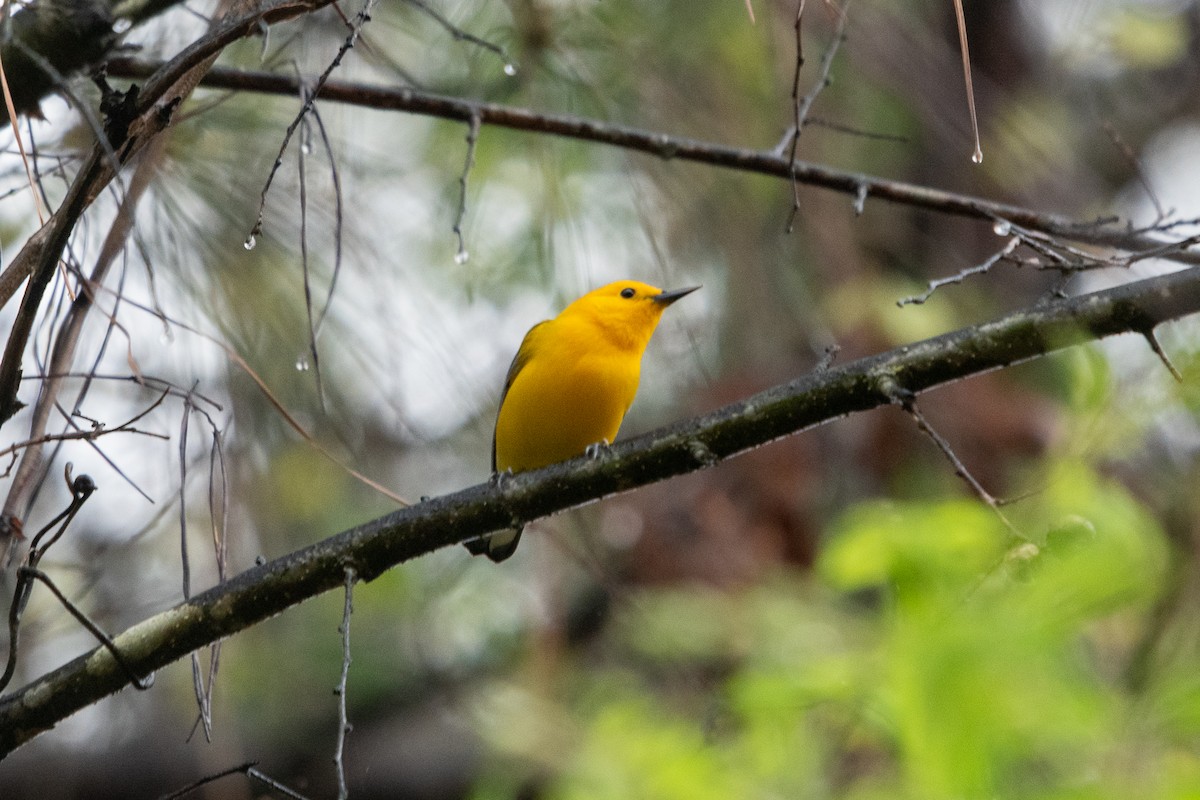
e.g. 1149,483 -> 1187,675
2,0 -> 1200,797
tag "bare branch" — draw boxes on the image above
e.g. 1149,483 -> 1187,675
452,113 -> 481,264
247,0 -> 378,246
18,567 -> 155,691
245,767 -> 315,800
899,236 -> 1021,306
951,0 -> 982,164
334,566 -> 356,800
178,389 -> 194,600
156,760 -> 314,800
403,0 -> 510,66
307,105 -> 346,340
785,0 -> 849,233
1,137 -> 166,561
103,56 -> 1200,264
157,762 -> 260,800
1143,330 -> 1183,382
881,378 -> 1020,536
1103,120 -> 1164,222
292,96 -> 328,408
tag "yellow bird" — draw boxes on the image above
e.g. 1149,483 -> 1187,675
465,280 -> 699,562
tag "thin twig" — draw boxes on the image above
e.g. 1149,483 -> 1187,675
155,761 -> 316,800
247,0 -> 378,246
898,236 -> 1021,306
295,82 -> 326,407
786,0 -> 850,232
187,650 -> 213,743
184,398 -> 227,740
308,104 -> 345,340
156,761 -> 260,800
0,43 -> 48,224
21,567 -> 155,690
783,0 -> 806,218
75,286 -> 408,505
209,428 -> 229,582
1143,330 -> 1183,382
0,0 -> 339,315
179,387 -> 194,600
879,376 -> 1021,537
1126,232 -> 1200,266
18,372 -> 223,409
26,469 -> 96,566
246,768 -> 315,800
403,0 -> 510,65
452,113 -> 481,264
334,566 -> 356,800
1103,120 -> 1163,222
0,414 -> 168,464
805,114 -> 908,143
951,0 -> 983,163
1,118 -> 163,558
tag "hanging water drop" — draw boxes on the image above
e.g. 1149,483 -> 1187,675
243,234 -> 257,250
992,220 -> 1011,236
455,249 -> 470,265
295,357 -> 310,372
503,63 -> 518,77
852,184 -> 869,216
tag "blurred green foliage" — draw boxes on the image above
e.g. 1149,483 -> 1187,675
456,461 -> 1192,799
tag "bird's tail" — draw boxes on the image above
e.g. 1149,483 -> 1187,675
463,527 -> 523,562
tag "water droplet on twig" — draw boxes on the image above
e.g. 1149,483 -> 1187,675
503,63 -> 518,77
243,234 -> 257,251
853,184 -> 869,216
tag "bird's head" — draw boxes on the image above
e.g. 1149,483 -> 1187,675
560,280 -> 699,351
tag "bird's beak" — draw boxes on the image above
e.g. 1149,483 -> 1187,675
653,286 -> 700,306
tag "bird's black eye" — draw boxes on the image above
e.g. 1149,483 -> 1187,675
620,287 -> 636,299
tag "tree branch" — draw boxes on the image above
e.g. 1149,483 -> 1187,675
3,265 -> 1200,757
102,56 -> 1200,263
0,0 -> 339,561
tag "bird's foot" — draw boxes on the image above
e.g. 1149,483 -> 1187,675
489,468 -> 514,489
584,439 -> 612,461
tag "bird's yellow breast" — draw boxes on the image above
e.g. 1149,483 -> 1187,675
493,315 -> 642,473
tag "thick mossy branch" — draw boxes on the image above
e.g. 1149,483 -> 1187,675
2,266 -> 1199,757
